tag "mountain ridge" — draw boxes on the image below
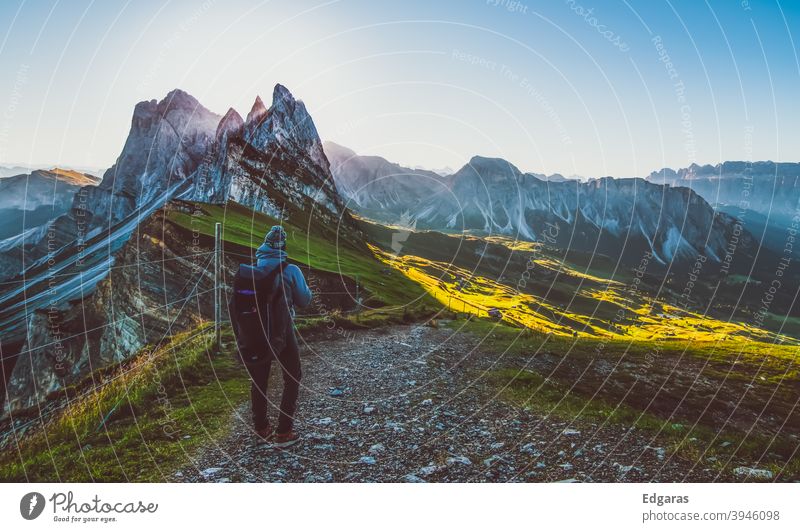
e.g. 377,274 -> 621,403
325,143 -> 766,273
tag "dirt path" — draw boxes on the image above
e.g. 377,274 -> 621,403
175,323 -> 733,482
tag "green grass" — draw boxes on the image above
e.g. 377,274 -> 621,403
166,201 -> 439,320
447,314 -> 800,370
0,325 -> 249,482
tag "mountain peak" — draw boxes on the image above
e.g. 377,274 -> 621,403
241,84 -> 327,170
462,156 -> 522,178
216,107 -> 244,141
323,141 -> 356,159
245,95 -> 268,126
273,83 -> 295,105
164,88 -> 195,103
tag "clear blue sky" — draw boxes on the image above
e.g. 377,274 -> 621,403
0,0 -> 798,177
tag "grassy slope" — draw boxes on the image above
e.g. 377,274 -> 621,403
368,228 -> 795,345
0,326 -> 249,482
166,201 -> 438,320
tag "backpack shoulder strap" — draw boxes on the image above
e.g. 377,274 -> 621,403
257,261 -> 289,299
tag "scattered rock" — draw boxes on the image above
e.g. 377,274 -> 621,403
613,463 -> 641,477
418,465 -> 440,477
520,443 -> 540,456
369,443 -> 386,455
385,420 -> 404,432
200,467 -> 223,479
483,455 -> 505,467
733,466 -> 773,480
646,446 -> 666,461
304,471 -> 333,482
446,455 -> 472,466
171,325 -> 747,484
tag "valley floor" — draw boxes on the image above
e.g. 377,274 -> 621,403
173,324 -> 763,483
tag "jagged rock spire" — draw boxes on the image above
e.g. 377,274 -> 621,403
216,107 -> 244,141
245,95 -> 268,126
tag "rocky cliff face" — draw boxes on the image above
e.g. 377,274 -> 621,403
324,141 -> 451,217
0,91 -> 221,284
190,84 -> 342,222
84,89 -> 222,228
646,161 -> 800,255
3,207 -> 216,413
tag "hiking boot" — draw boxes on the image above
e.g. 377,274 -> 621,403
272,431 -> 300,448
255,423 -> 274,441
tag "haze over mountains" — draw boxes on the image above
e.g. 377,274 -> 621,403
648,162 -> 800,253
326,143 -> 790,273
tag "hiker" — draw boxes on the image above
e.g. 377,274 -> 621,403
237,225 -> 312,448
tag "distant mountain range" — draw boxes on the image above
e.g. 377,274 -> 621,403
0,165 -> 34,178
0,168 -> 100,244
326,143 -> 776,274
647,161 -> 800,220
647,161 -> 800,254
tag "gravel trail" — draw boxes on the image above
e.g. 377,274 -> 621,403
176,324 -> 734,482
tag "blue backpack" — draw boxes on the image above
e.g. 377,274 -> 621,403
228,262 -> 291,365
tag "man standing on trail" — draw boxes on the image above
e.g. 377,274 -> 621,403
247,225 -> 312,448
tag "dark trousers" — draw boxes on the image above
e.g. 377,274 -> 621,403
246,330 -> 301,433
